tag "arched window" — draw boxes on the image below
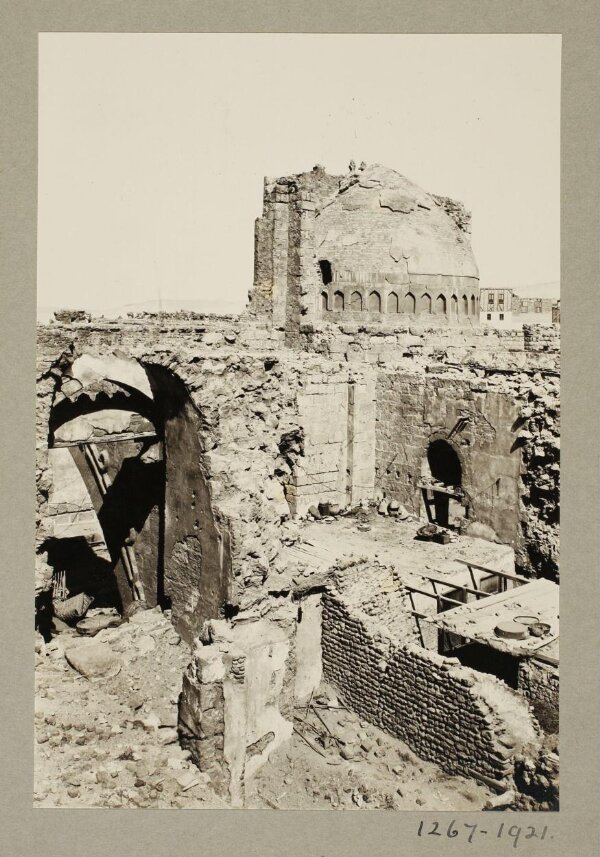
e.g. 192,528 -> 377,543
405,292 -> 416,313
321,291 -> 329,311
451,294 -> 458,315
318,260 -> 333,285
368,290 -> 381,312
471,295 -> 476,315
333,290 -> 344,311
421,293 -> 432,314
387,292 -> 399,313
435,294 -> 447,315
462,295 -> 469,315
350,291 -> 363,311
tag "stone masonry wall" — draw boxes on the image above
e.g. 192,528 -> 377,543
516,378 -> 560,581
301,321 -> 560,373
179,613 -> 297,805
36,322 -> 379,624
322,586 -> 541,787
374,364 -> 559,579
291,366 -> 376,514
375,373 -> 523,548
517,658 -> 559,734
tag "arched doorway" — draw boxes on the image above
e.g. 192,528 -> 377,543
421,439 -> 466,528
42,353 -> 231,643
47,356 -> 163,615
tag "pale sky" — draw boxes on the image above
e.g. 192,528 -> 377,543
38,33 -> 561,317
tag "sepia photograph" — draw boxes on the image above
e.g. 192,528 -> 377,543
34,32 -> 561,813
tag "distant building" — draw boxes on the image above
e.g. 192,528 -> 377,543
479,289 -> 560,327
479,288 -> 513,325
512,295 -> 555,326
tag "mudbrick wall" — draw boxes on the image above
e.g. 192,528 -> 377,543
321,569 -> 542,789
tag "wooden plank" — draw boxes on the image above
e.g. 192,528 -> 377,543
418,482 -> 463,499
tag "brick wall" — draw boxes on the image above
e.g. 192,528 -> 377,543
322,586 -> 541,785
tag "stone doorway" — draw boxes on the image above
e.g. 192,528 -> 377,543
420,439 -> 467,529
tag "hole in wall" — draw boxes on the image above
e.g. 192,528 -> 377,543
318,260 -> 333,285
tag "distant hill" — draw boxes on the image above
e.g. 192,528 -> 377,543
38,296 -> 246,323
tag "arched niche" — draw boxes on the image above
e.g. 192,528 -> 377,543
368,290 -> 381,312
387,292 -> 399,313
350,291 -> 363,311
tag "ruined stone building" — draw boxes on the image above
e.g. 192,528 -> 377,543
35,163 -> 560,810
250,163 -> 480,345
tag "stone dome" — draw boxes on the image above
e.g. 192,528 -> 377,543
314,164 -> 479,318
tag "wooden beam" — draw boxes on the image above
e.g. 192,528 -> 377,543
453,558 -> 529,584
403,584 -> 465,607
53,431 -> 157,448
422,571 -> 487,600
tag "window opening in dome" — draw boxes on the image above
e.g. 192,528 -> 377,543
318,260 -> 333,285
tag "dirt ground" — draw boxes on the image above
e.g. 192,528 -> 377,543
34,604 -> 492,810
246,685 -> 492,810
284,508 -> 514,584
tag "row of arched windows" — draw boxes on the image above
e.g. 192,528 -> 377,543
320,290 -> 478,315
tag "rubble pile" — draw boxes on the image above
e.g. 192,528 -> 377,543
34,607 -> 227,808
246,683 -> 491,810
516,376 -> 560,581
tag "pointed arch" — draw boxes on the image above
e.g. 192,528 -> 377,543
321,291 -> 329,311
350,291 -> 363,311
387,292 -> 399,313
421,292 -> 432,314
451,294 -> 458,315
471,295 -> 476,315
333,290 -> 344,311
462,294 -> 469,315
435,294 -> 447,315
405,291 -> 416,313
368,290 -> 381,312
